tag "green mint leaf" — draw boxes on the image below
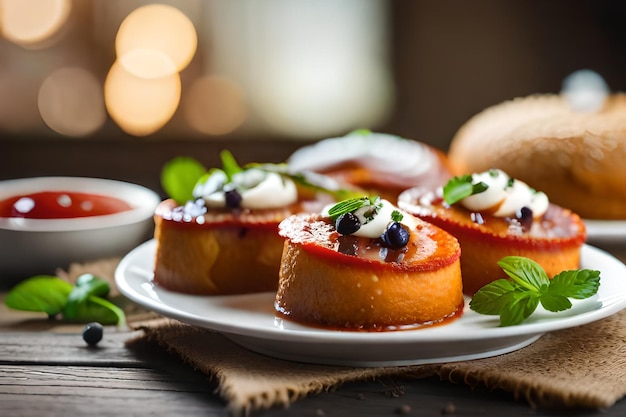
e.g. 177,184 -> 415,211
497,256 -> 549,292
499,292 -> 540,326
327,196 -> 379,221
348,128 -> 372,136
220,149 -> 243,181
539,292 -> 572,312
4,276 -> 72,316
72,295 -> 126,326
470,279 -> 540,326
469,279 -> 520,315
391,210 -> 404,222
548,269 -> 601,299
161,156 -> 207,204
471,256 -> 602,326
442,175 -> 489,205
442,175 -> 472,205
63,274 -> 111,320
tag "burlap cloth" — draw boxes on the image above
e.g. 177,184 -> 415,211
61,258 -> 626,416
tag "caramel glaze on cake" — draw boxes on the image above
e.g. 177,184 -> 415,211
397,188 -> 587,295
275,213 -> 464,331
153,198 -> 331,295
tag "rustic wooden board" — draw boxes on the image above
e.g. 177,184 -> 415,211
2,326 -> 626,417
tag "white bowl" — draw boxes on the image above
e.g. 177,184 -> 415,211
0,176 -> 161,287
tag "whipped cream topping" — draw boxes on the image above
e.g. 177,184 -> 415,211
460,169 -> 548,218
193,168 -> 297,209
287,131 -> 434,188
323,198 -> 417,238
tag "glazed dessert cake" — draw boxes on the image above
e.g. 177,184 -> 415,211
287,130 -> 454,202
153,153 -> 344,295
398,169 -> 587,295
275,196 -> 464,330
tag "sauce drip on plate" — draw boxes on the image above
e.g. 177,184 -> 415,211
0,191 -> 133,219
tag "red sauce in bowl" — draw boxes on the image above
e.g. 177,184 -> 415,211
0,191 -> 133,219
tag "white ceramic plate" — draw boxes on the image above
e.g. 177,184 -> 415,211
115,240 -> 626,367
584,219 -> 626,245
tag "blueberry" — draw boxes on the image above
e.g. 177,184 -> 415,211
224,188 -> 243,208
515,206 -> 533,231
83,322 -> 103,346
381,222 -> 409,249
335,212 -> 361,235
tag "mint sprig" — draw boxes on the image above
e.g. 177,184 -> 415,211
162,153 -> 362,204
161,156 -> 207,204
391,210 -> 404,222
442,174 -> 488,205
220,149 -> 243,181
327,196 -> 381,221
469,256 -> 600,326
4,274 -> 126,326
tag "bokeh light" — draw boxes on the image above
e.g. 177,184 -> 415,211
561,69 -> 610,113
115,4 -> 197,79
104,60 -> 181,137
0,0 -> 71,48
184,76 -> 247,136
38,67 -> 106,137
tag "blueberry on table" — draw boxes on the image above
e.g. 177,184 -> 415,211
82,322 -> 103,346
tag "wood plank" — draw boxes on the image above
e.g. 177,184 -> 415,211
3,363 -> 623,417
2,329 -> 626,417
0,331 -> 143,366
0,365 -> 228,417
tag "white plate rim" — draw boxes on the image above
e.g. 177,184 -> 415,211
115,240 -> 626,364
584,218 -> 626,243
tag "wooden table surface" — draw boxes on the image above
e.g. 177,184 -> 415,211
2,242 -> 626,417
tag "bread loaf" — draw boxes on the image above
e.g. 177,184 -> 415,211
447,94 -> 626,219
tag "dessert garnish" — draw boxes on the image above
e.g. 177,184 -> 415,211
161,150 -> 358,208
469,256 -> 600,326
326,196 -> 412,250
287,129 -> 443,188
442,169 -> 549,231
442,174 -> 489,205
4,273 -> 126,326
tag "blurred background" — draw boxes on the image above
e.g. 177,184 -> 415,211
2,0 -> 626,196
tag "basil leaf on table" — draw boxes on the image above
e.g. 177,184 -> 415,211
63,274 -> 111,320
73,296 -> 126,327
4,274 -> 126,326
4,276 -> 72,316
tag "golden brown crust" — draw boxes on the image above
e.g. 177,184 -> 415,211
274,213 -> 464,330
153,199 -> 285,295
447,94 -> 626,219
